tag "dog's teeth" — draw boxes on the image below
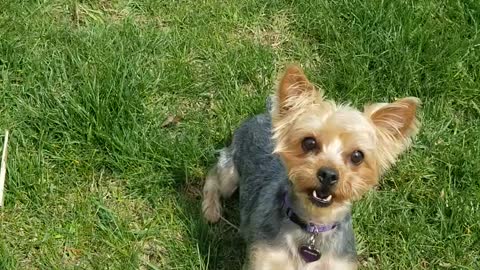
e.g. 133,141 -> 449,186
312,191 -> 332,203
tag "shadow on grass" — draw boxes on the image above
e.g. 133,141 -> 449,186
176,181 -> 245,270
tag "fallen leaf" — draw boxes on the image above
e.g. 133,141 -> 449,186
161,115 -> 181,128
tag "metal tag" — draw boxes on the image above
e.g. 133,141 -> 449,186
299,245 -> 321,263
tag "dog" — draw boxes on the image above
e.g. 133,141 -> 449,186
202,65 -> 420,269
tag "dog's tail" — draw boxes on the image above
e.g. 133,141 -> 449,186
202,147 -> 239,223
266,95 -> 275,113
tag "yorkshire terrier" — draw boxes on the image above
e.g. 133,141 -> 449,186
202,65 -> 420,269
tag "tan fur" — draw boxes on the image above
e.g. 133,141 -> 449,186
271,65 -> 421,221
248,245 -> 296,270
248,242 -> 357,270
306,253 -> 357,270
364,97 -> 421,173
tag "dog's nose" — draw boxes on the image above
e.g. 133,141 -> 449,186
317,167 -> 339,185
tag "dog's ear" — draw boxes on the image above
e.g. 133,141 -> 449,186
365,97 -> 420,139
275,65 -> 318,114
364,97 -> 421,171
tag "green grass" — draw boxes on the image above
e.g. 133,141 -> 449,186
0,0 -> 479,269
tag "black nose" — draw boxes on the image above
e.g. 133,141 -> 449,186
317,167 -> 339,185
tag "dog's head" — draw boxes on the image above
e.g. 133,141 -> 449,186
272,65 -> 420,219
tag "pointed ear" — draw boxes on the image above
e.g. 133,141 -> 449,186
275,65 -> 318,113
366,97 -> 421,139
364,97 -> 421,171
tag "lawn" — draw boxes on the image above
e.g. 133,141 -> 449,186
0,0 -> 479,269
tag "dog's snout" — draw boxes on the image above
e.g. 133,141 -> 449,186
317,167 -> 339,185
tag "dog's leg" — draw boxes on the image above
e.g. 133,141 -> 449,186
306,253 -> 357,270
326,260 -> 357,270
246,244 -> 295,270
202,147 -> 239,223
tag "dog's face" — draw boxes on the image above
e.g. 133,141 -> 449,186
272,66 -> 420,216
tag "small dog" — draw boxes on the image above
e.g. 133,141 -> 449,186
202,65 -> 420,269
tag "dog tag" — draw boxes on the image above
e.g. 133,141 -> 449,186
299,245 -> 321,263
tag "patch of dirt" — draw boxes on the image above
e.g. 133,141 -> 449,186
139,239 -> 167,270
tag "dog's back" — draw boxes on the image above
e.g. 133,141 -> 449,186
231,114 -> 288,242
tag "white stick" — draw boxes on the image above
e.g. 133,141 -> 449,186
0,130 -> 10,207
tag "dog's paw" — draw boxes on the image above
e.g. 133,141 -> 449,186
202,191 -> 221,223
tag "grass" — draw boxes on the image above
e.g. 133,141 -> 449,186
0,0 -> 479,269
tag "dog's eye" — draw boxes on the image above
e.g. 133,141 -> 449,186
350,150 -> 364,165
301,137 -> 318,153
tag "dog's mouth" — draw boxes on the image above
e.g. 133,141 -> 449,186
310,189 -> 333,207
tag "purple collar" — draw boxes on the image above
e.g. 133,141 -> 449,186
283,193 -> 338,234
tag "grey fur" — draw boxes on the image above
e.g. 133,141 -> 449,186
220,112 -> 357,264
